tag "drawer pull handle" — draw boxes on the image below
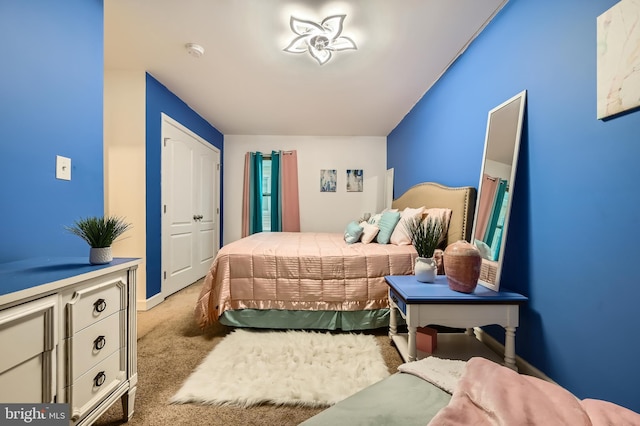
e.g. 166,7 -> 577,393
94,298 -> 107,313
391,295 -> 398,304
94,371 -> 106,387
94,335 -> 106,351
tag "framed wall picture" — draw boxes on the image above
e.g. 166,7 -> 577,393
320,169 -> 337,192
597,0 -> 640,119
346,169 -> 363,192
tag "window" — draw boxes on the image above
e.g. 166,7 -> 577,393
262,158 -> 272,231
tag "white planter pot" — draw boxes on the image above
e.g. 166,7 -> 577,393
89,247 -> 113,265
415,256 -> 437,283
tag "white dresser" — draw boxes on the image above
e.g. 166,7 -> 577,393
0,257 -> 141,425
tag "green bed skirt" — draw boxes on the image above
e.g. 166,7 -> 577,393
219,308 -> 397,330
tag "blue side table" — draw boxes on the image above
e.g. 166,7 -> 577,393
385,275 -> 528,369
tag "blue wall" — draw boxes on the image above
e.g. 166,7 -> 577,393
0,0 -> 105,262
0,2 -> 224,302
145,73 -> 224,297
389,0 -> 640,412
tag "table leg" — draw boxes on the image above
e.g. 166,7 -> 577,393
408,326 -> 417,362
121,387 -> 136,421
504,326 -> 517,371
389,301 -> 397,342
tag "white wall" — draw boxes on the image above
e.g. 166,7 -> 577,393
223,135 -> 387,244
104,70 -> 148,303
484,159 -> 511,181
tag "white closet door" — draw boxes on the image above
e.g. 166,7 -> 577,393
194,146 -> 217,276
161,115 -> 220,298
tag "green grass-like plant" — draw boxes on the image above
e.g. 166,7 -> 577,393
404,216 -> 443,258
65,216 -> 132,248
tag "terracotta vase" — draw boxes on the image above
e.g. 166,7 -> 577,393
415,257 -> 437,283
443,240 -> 481,293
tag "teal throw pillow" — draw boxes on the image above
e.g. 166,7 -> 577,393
344,221 -> 364,244
375,211 -> 401,244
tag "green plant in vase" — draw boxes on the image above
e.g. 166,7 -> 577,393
404,216 -> 443,282
66,215 -> 132,264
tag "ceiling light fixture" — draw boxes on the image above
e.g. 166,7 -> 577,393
185,43 -> 205,58
283,14 -> 357,65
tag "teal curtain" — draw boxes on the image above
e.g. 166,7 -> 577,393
243,149 -> 299,236
489,190 -> 509,261
483,178 -> 507,247
248,152 -> 263,235
270,151 -> 282,232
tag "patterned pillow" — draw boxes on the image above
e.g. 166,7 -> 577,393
368,208 -> 398,226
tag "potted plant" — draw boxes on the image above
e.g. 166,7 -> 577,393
404,216 -> 443,283
66,215 -> 132,265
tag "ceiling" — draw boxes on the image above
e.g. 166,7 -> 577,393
105,0 -> 507,137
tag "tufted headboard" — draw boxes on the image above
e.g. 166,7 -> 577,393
391,182 -> 477,246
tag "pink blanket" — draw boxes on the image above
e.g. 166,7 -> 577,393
195,232 -> 417,328
428,357 -> 640,426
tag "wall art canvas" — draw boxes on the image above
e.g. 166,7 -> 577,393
320,169 -> 337,192
597,0 -> 640,119
346,169 -> 363,192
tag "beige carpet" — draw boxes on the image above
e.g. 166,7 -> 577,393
94,279 -> 404,426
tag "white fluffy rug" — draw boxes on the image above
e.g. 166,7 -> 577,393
170,329 -> 390,408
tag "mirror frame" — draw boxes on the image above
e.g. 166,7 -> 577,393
471,90 -> 527,292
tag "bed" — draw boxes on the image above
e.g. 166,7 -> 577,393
195,182 -> 477,330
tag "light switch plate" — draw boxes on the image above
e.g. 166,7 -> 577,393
56,155 -> 71,180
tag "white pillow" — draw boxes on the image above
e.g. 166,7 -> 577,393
390,206 -> 426,245
423,208 -> 453,245
474,239 -> 492,260
359,221 -> 380,244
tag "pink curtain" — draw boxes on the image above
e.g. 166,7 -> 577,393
241,152 -> 251,238
474,174 -> 499,241
281,150 -> 300,232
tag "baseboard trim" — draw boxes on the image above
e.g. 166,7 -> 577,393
474,327 -> 556,383
136,292 -> 164,311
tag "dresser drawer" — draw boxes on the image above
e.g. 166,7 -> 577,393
67,311 -> 123,383
0,296 -> 56,375
389,289 -> 407,316
0,295 -> 57,403
0,355 -> 47,403
66,275 -> 126,336
68,349 -> 126,420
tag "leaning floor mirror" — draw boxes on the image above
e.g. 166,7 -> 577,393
471,90 -> 527,291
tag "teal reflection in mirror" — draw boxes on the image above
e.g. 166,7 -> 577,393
471,90 -> 526,291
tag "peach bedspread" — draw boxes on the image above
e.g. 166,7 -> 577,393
195,232 -> 417,329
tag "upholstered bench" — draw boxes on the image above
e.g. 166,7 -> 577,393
299,372 -> 450,426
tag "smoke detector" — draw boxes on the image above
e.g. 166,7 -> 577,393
185,43 -> 205,58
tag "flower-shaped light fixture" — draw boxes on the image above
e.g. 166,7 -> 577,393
283,14 -> 357,65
